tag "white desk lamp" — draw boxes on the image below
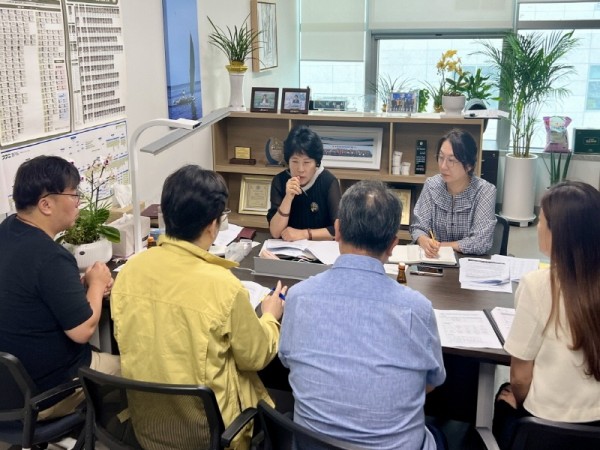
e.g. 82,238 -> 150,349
128,107 -> 231,254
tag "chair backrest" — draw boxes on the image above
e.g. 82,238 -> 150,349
490,214 -> 510,256
257,400 -> 363,450
78,367 -> 227,450
0,351 -> 37,421
510,416 -> 600,450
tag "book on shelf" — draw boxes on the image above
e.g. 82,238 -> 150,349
389,244 -> 457,266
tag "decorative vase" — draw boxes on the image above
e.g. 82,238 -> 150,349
500,153 -> 538,227
226,62 -> 248,111
63,237 -> 113,271
441,95 -> 466,116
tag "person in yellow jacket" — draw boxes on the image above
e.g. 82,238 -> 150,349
111,165 -> 286,450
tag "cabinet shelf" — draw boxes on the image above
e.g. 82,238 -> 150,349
212,111 -> 484,231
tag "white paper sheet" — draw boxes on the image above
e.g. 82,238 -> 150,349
491,255 -> 540,282
490,306 -> 516,342
434,309 -> 503,349
241,280 -> 271,309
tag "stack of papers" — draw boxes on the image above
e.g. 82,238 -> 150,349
389,245 -> 457,266
434,310 -> 503,349
459,258 -> 511,292
490,255 -> 540,282
484,307 -> 516,344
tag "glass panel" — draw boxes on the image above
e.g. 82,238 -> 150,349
519,2 -> 600,21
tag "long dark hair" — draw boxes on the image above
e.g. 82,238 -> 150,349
542,181 -> 600,380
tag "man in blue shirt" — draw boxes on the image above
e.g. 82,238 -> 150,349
279,180 -> 446,449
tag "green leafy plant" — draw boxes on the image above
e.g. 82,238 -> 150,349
544,151 -> 572,185
479,31 -> 578,158
417,89 -> 430,113
57,157 -> 120,246
458,68 -> 498,103
207,15 -> 261,64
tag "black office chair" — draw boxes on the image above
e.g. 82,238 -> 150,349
0,352 -> 85,450
490,214 -> 510,256
509,416 -> 600,450
78,366 -> 257,450
257,400 -> 364,450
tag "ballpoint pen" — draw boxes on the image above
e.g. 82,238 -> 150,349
269,287 -> 286,300
429,229 -> 437,243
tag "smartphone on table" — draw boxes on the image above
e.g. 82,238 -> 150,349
409,264 -> 444,277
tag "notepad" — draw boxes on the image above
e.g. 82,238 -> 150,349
388,245 -> 457,266
484,307 -> 515,345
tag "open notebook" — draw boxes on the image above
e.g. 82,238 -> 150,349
389,244 -> 457,266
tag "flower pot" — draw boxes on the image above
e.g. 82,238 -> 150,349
63,237 -> 113,271
500,153 -> 538,226
226,62 -> 248,111
441,95 -> 466,116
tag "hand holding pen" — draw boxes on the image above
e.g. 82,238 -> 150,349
262,280 -> 286,321
421,229 -> 441,259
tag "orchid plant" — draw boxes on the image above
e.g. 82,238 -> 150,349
57,156 -> 120,245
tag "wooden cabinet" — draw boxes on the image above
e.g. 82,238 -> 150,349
212,111 -> 484,240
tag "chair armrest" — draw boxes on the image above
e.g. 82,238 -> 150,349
30,379 -> 81,409
221,407 -> 258,447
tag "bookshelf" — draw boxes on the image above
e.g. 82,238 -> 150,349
211,111 -> 484,239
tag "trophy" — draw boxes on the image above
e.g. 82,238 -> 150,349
265,137 -> 284,166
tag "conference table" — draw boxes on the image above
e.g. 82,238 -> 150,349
102,234 -> 514,450
232,235 -> 513,450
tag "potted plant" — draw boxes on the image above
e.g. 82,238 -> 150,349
207,15 -> 261,110
479,31 -> 578,223
459,68 -> 497,104
437,50 -> 467,114
57,156 -> 120,270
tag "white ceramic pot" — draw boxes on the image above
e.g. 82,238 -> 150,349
228,72 -> 246,111
441,95 -> 466,116
63,237 -> 113,271
500,153 -> 538,226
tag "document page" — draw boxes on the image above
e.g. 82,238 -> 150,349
240,280 -> 271,310
459,258 -> 512,292
491,255 -> 540,282
434,310 -> 503,349
490,307 -> 515,342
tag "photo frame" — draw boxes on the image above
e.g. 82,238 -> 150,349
390,188 -> 413,226
389,91 -> 419,113
250,87 -> 279,113
310,125 -> 383,170
251,0 -> 278,72
239,175 -> 272,215
162,0 -> 202,120
281,88 -> 310,114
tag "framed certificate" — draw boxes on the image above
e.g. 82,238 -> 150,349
239,175 -> 272,215
390,188 -> 413,226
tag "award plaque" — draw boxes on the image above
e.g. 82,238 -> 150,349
265,137 -> 284,166
230,146 -> 256,165
239,175 -> 272,215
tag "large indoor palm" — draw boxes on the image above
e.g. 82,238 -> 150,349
480,31 -> 578,157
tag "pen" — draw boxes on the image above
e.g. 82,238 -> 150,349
269,288 -> 286,300
466,258 -> 504,265
429,229 -> 437,242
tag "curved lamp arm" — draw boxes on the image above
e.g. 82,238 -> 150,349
127,108 -> 231,254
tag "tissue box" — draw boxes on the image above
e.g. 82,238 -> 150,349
108,201 -> 145,224
110,215 -> 151,257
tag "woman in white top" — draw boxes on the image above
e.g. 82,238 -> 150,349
492,181 -> 600,449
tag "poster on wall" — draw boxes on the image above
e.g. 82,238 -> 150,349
162,0 -> 203,120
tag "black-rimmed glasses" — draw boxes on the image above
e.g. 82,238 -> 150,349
41,190 -> 83,202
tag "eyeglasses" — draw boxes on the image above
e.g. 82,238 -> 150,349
436,155 -> 460,168
42,190 -> 83,202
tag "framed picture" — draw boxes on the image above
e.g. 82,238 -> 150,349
390,188 -> 413,226
251,0 -> 278,72
162,0 -> 202,120
250,87 -> 279,113
310,125 -> 383,170
389,91 -> 419,113
239,175 -> 272,215
281,88 -> 310,114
